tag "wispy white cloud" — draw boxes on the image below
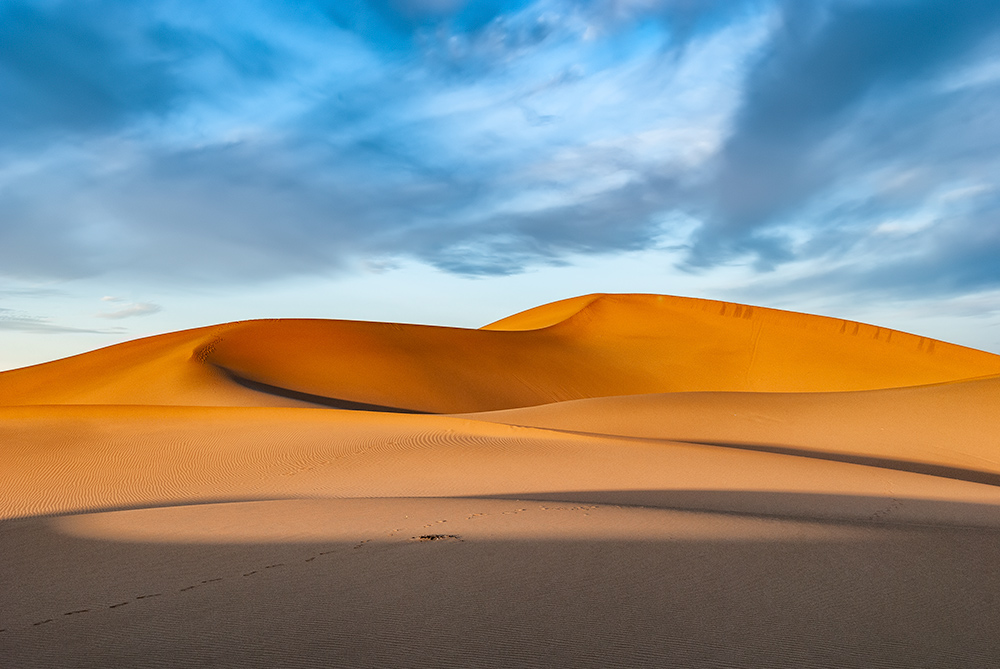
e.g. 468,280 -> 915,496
96,301 -> 162,319
0,308 -> 124,334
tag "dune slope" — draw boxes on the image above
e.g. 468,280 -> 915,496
466,373 -> 1000,486
2,294 -> 999,412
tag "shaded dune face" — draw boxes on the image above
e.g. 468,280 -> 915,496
1,293 -> 998,412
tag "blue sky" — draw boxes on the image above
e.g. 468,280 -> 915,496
2,0 -> 1000,369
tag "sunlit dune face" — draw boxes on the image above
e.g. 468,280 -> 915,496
2,294 -> 997,412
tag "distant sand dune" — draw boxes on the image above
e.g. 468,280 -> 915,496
3,293 -> 1000,667
2,294 -> 998,412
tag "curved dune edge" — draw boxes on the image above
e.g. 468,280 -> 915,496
480,293 -> 602,330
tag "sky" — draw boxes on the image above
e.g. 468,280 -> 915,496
2,0 -> 1000,370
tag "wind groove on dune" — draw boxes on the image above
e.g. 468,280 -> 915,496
505,426 -> 1000,489
214,366 -> 429,413
676,439 -> 1000,488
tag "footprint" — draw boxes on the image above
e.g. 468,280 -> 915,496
264,563 -> 284,569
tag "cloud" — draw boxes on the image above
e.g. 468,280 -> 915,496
0,0 -> 289,146
0,308 -> 123,334
1,0 -> 755,283
2,0 -> 1000,308
0,285 -> 65,297
689,0 -> 1000,269
97,301 -> 162,319
0,1 -> 173,141
823,193 -> 1000,298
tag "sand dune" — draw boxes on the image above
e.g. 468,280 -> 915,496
2,294 -> 999,412
5,403 -> 1000,526
3,293 -> 1000,667
468,373 -> 1000,486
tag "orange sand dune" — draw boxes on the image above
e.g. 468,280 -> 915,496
4,293 -> 1000,667
2,294 -> 999,412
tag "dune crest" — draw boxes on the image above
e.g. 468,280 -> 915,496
480,293 -> 601,331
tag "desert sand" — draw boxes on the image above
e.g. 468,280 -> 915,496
2,293 -> 1000,667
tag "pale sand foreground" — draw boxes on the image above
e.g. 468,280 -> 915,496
3,294 -> 1000,667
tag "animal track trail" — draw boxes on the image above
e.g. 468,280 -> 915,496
411,534 -> 463,543
870,497 -> 903,522
539,504 -> 599,513
466,507 -> 529,521
10,512 -> 493,633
